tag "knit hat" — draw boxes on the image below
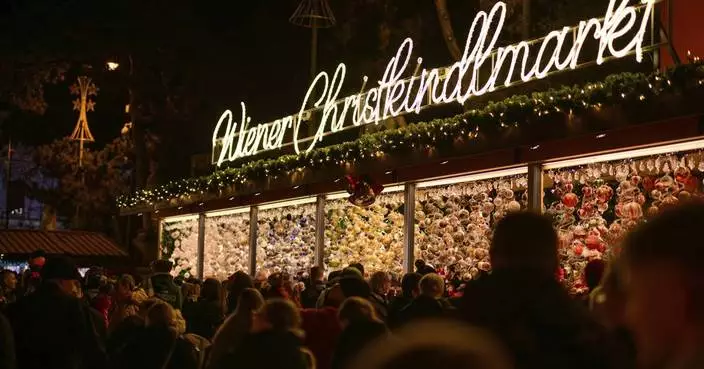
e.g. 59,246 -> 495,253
41,256 -> 81,281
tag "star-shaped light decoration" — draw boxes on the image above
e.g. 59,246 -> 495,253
86,100 -> 96,112
72,98 -> 82,111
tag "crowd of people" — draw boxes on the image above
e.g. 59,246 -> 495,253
1,203 -> 704,369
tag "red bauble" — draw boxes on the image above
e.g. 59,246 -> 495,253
585,235 -> 600,250
574,245 -> 584,256
561,192 -> 579,208
596,185 -> 613,203
684,176 -> 699,193
675,166 -> 691,184
622,202 -> 643,220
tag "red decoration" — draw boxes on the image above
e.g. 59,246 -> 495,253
585,235 -> 600,250
344,175 -> 384,207
561,192 -> 579,208
642,176 -> 655,192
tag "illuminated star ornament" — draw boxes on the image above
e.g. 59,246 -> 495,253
69,76 -> 98,167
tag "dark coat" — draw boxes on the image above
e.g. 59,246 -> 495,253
227,330 -> 308,369
148,273 -> 183,310
7,283 -> 106,369
0,311 -> 16,369
459,270 -> 616,369
183,299 -> 224,340
397,295 -> 452,327
332,321 -> 387,369
368,293 -> 389,322
387,295 -> 412,329
111,326 -> 199,369
301,280 -> 326,309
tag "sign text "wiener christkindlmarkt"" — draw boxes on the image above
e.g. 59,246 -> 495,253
213,0 -> 657,166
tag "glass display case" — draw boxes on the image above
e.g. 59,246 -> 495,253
324,190 -> 405,276
160,216 -> 200,278
256,201 -> 317,277
203,209 -> 251,280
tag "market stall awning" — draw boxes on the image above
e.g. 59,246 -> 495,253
0,230 -> 127,258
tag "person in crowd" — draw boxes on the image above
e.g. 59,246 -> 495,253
332,297 -> 388,369
0,311 -> 16,369
346,320 -> 512,369
207,288 -> 265,369
590,261 -> 636,369
8,255 -> 106,369
227,299 -> 309,369
184,278 -> 225,340
387,272 -> 421,329
413,259 -> 436,275
109,274 -> 149,333
20,249 -> 45,296
620,203 -> 704,368
302,267 -> 369,369
253,270 -> 269,291
582,259 -> 606,307
181,280 -> 200,313
112,300 -> 199,369
146,260 -> 183,310
460,211 -> 613,369
91,282 -> 113,330
302,266 -> 326,308
315,270 -> 342,308
107,298 -> 161,357
0,269 -> 17,309
349,263 -> 365,277
368,271 -> 391,321
226,271 -> 254,314
397,273 -> 452,326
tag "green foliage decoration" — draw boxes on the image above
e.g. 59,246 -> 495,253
118,62 -> 704,210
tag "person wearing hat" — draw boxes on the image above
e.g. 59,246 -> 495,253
7,255 -> 106,369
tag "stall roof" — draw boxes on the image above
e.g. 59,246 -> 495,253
0,230 -> 127,258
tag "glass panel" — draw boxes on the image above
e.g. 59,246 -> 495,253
256,203 -> 317,277
203,212 -> 250,280
544,149 -> 704,294
324,193 -> 405,276
415,175 -> 528,281
161,218 -> 199,278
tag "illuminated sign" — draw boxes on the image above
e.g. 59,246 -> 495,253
213,0 -> 656,166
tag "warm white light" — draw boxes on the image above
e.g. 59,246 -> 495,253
417,167 -> 528,189
213,0 -> 658,166
259,196 -> 317,210
543,139 -> 704,170
163,214 -> 199,223
206,207 -> 251,218
106,61 -> 120,71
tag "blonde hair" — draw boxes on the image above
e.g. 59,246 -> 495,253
145,301 -> 175,328
419,274 -> 445,298
339,297 -> 381,324
370,271 -> 390,293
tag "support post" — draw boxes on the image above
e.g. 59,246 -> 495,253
315,195 -> 326,269
248,207 -> 258,276
403,183 -> 416,273
527,163 -> 544,213
197,213 -> 205,280
156,218 -> 163,259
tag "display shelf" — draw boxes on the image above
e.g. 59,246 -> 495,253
203,209 -> 250,280
544,146 -> 704,294
415,175 -> 528,280
161,216 -> 200,278
256,202 -> 317,277
324,191 -> 405,276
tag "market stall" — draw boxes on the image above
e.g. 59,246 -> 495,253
129,0 -> 704,283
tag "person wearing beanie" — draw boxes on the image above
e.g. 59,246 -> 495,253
7,255 -> 106,369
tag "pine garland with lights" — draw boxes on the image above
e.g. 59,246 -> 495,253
118,61 -> 704,210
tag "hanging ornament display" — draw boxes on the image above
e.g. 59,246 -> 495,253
256,203 -> 317,276
414,176 -> 528,280
546,149 -> 704,294
203,212 -> 250,280
161,218 -> 199,278
324,192 -> 405,275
